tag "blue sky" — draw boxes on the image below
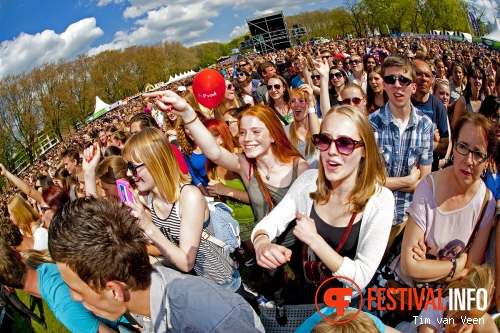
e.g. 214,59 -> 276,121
0,0 -> 345,77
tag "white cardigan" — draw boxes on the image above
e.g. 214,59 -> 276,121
251,169 -> 395,290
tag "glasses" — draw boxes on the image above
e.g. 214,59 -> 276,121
342,97 -> 363,106
126,162 -> 145,177
225,120 -> 237,126
312,133 -> 364,155
226,83 -> 233,90
383,75 -> 413,87
239,63 -> 248,67
267,84 -> 282,91
351,59 -> 361,65
311,75 -> 321,80
321,55 -> 331,59
34,185 -> 42,191
39,206 -> 51,213
330,72 -> 343,79
489,113 -> 500,123
236,73 -> 245,77
435,78 -> 449,84
454,141 -> 488,163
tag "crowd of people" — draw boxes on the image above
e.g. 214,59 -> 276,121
0,35 -> 500,332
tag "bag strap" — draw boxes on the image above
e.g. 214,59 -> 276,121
252,162 -> 277,212
459,189 -> 490,256
271,106 -> 290,125
302,212 -> 357,261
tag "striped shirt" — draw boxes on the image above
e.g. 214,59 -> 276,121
369,102 -> 434,225
149,194 -> 235,285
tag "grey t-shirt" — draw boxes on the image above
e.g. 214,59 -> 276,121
149,266 -> 264,333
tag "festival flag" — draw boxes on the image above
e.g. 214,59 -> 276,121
469,12 -> 480,34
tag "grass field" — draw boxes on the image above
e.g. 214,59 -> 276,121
4,291 -> 69,333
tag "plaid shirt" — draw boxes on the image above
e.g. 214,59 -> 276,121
369,102 -> 434,225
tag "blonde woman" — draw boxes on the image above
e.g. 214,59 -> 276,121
8,195 -> 47,250
121,127 -> 241,292
285,84 -> 321,168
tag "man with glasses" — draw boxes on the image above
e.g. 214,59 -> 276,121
369,56 -> 434,229
239,59 -> 261,80
410,58 -> 450,171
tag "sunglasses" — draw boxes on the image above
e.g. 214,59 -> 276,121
342,97 -> 363,106
321,55 -> 331,59
39,206 -> 51,213
454,141 -> 488,163
330,72 -> 343,79
239,63 -> 248,67
267,84 -> 282,90
34,185 -> 42,191
351,59 -> 361,65
126,162 -> 145,177
236,73 -> 245,77
225,120 -> 237,126
383,75 -> 413,87
312,134 -> 364,155
226,83 -> 233,90
311,75 -> 321,80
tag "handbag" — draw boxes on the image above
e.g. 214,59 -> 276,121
384,187 -> 490,320
302,212 -> 357,286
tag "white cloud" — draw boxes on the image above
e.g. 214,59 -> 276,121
97,0 -> 122,6
230,24 -> 249,38
232,0 -> 318,15
469,0 -> 497,23
0,18 -> 103,78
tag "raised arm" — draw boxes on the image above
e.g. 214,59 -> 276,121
143,90 -> 244,176
0,164 -> 43,203
314,59 -> 331,114
81,143 -> 100,198
299,84 -> 321,135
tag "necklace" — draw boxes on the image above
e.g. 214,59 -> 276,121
257,162 -> 277,181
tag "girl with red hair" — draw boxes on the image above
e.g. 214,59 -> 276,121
145,90 -> 309,326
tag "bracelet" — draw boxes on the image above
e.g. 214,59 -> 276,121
448,257 -> 457,279
253,233 -> 270,244
184,114 -> 198,125
307,107 -> 316,114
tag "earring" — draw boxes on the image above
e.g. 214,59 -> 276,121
481,169 -> 487,178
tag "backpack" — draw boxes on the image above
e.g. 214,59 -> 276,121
202,198 -> 241,253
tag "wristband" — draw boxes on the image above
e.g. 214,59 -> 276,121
448,257 -> 457,279
253,233 -> 270,244
183,114 -> 198,125
307,107 -> 316,114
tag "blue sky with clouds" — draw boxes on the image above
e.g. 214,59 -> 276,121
0,0 -> 344,78
0,0 -> 495,78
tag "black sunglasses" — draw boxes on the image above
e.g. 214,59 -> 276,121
312,134 -> 364,155
239,63 -> 248,67
227,83 -> 233,90
330,72 -> 343,79
311,75 -> 321,80
126,162 -> 145,177
267,84 -> 282,90
351,59 -> 361,65
383,75 -> 413,87
321,55 -> 331,59
342,97 -> 363,106
236,73 -> 245,77
34,185 -> 42,191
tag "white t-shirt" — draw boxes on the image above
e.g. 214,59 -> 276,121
33,227 -> 48,251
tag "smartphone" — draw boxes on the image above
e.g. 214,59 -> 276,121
116,179 -> 135,204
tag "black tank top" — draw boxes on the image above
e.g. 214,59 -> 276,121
309,204 -> 361,260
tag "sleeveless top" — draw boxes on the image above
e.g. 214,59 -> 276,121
148,190 -> 234,285
309,204 -> 361,260
247,159 -> 300,223
217,176 -> 255,224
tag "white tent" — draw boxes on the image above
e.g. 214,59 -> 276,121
94,96 -> 110,114
483,18 -> 500,49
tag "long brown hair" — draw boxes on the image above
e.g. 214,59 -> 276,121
310,106 -> 386,212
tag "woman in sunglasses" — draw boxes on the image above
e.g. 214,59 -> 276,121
366,66 -> 388,114
267,75 -> 293,126
390,112 -> 495,295
453,65 -> 487,129
213,79 -> 246,119
327,66 -> 349,107
122,127 -> 240,291
145,90 -> 309,326
340,83 -> 367,115
236,68 -> 260,103
252,106 -> 394,296
251,105 -> 393,296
